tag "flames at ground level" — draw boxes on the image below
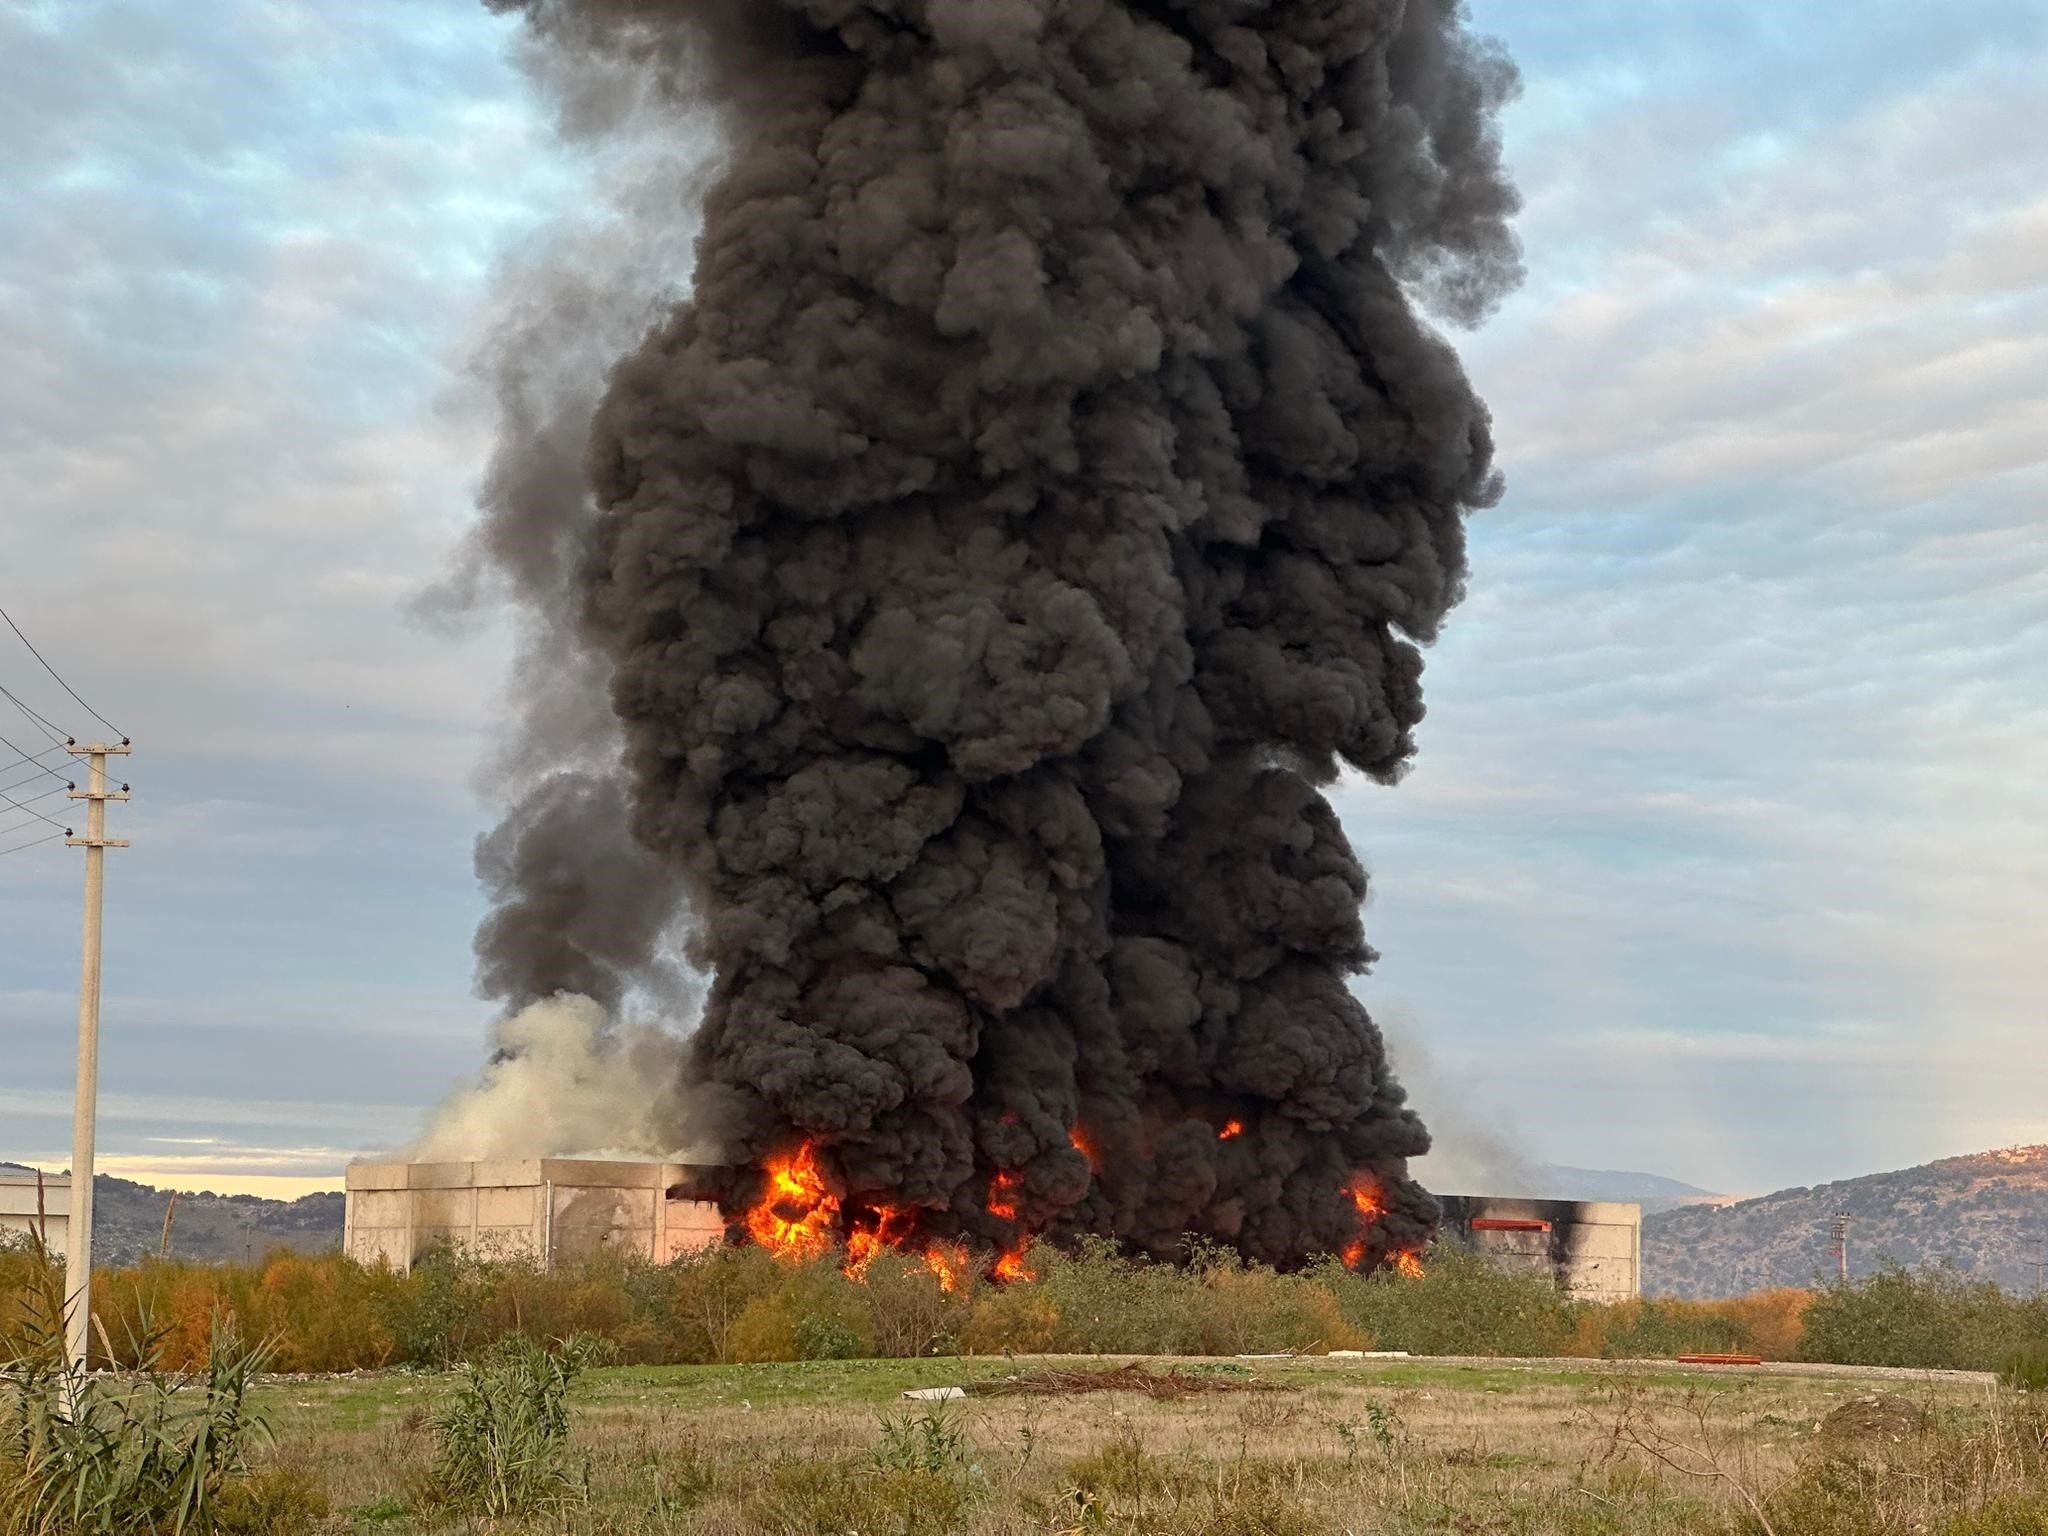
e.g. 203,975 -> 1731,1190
729,1138 -> 1423,1288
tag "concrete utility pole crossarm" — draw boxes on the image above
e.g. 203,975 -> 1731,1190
64,740 -> 128,1378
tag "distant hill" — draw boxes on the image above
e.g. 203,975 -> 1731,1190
3,1165 -> 344,1266
1644,1145 -> 2048,1298
1533,1164 -> 1720,1212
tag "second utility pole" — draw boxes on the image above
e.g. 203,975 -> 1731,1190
63,740 -> 128,1380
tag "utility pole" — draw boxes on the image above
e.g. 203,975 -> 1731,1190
1830,1212 -> 1850,1286
63,740 -> 128,1379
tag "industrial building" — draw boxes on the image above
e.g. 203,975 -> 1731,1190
343,1159 -> 725,1273
345,1159 -> 1639,1298
0,1169 -> 68,1252
1439,1195 -> 1642,1301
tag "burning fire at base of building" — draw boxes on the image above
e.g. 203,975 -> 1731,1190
346,1157 -> 1622,1294
694,1136 -> 1424,1287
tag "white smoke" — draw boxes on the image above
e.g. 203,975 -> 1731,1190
1378,1006 -> 1546,1196
409,993 -> 713,1161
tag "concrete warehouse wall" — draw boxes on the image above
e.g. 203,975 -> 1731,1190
0,1170 -> 69,1252
343,1159 -> 725,1274
1437,1195 -> 1642,1301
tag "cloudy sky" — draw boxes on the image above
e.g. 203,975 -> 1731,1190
2,1 -> 2043,1200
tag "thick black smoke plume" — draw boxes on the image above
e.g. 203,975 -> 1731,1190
476,0 -> 1519,1268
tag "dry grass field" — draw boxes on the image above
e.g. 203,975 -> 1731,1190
250,1353 -> 2041,1535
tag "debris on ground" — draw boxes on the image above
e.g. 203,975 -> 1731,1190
964,1364 -> 1299,1400
1820,1392 -> 1929,1442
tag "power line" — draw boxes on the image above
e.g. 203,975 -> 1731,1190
0,830 -> 65,859
0,731 -> 75,784
0,782 -> 70,833
5,738 -> 76,766
0,605 -> 121,740
0,680 -> 70,745
0,745 -> 81,796
0,781 -> 75,811
0,769 -> 72,800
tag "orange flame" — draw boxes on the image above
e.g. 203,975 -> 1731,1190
742,1146 -> 985,1289
1345,1175 -> 1385,1221
1394,1250 -> 1425,1279
1340,1173 -> 1385,1271
842,1202 -> 918,1282
992,1239 -> 1036,1283
1068,1127 -> 1100,1172
1218,1119 -> 1244,1141
844,1227 -> 883,1278
921,1242 -> 968,1293
745,1142 -> 838,1260
987,1169 -> 1022,1223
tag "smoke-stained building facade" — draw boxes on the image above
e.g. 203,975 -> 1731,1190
343,1159 -> 724,1273
1438,1195 -> 1641,1301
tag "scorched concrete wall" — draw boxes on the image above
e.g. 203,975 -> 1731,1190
1437,1195 -> 1641,1301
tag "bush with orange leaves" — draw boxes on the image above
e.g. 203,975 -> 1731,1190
1718,1286 -> 1813,1359
91,1252 -> 402,1372
1563,1290 -> 1815,1361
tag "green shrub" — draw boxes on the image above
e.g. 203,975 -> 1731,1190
0,1298 -> 276,1536
1179,1255 -> 1366,1355
1312,1245 -> 1578,1357
423,1332 -> 610,1517
1031,1235 -> 1190,1354
1577,1297 -> 1756,1360
379,1249 -> 500,1368
666,1244 -> 786,1363
960,1285 -> 1060,1354
1799,1264 -> 2048,1371
872,1405 -> 969,1476
794,1314 -> 865,1360
211,1461 -> 330,1536
1998,1343 -> 2048,1393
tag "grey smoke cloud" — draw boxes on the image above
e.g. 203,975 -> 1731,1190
468,0 -> 1520,1268
412,993 -> 719,1162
